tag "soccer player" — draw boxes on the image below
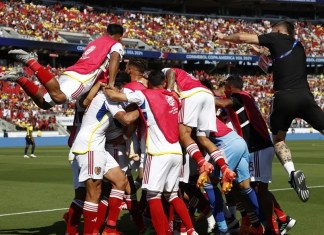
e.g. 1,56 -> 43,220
215,75 -> 296,235
105,70 -> 199,235
163,68 -> 236,186
24,119 -> 37,158
1,23 -> 124,110
69,72 -> 138,235
216,20 -> 324,202
64,79 -> 108,235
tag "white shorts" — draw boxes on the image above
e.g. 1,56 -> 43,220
142,154 -> 182,192
68,150 -> 85,189
249,146 -> 274,183
105,143 -> 131,176
76,150 -> 119,182
43,73 -> 97,106
179,92 -> 216,132
180,153 -> 200,183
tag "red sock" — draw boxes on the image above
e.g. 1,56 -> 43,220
65,199 -> 84,234
148,198 -> 169,235
93,197 -> 109,234
105,189 -> 124,228
17,77 -> 39,96
34,66 -> 55,85
273,201 -> 287,222
25,60 -> 54,85
186,143 -> 205,165
125,194 -> 146,233
170,197 -> 194,231
83,201 -> 98,235
27,59 -> 42,71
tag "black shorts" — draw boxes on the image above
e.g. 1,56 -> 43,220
269,89 -> 324,134
25,136 -> 34,145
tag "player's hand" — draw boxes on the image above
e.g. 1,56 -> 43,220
199,161 -> 214,174
221,167 -> 236,183
221,181 -> 233,194
196,171 -> 208,188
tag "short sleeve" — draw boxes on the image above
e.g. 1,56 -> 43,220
126,91 -> 145,106
109,43 -> 124,62
258,33 -> 277,49
105,99 -> 125,117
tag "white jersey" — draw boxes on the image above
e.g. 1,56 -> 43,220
71,91 -> 125,154
126,91 -> 182,156
105,116 -> 124,141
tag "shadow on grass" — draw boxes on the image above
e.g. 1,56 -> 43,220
0,220 -> 66,235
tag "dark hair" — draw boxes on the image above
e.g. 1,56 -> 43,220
128,58 -> 148,74
115,71 -> 130,89
271,20 -> 295,36
147,70 -> 165,87
107,24 -> 124,36
200,79 -> 214,91
225,75 -> 243,90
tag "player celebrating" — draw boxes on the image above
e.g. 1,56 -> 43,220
216,20 -> 324,202
163,68 -> 236,187
105,70 -> 199,235
0,23 -> 124,110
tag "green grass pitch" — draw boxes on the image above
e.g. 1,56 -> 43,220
0,140 -> 323,234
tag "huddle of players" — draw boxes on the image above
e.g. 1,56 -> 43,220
65,62 -> 296,235
1,23 -> 296,235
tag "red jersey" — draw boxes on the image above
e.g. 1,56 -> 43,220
65,35 -> 119,74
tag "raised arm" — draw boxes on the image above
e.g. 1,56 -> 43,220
217,32 -> 259,45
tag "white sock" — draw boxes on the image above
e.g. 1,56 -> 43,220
283,161 -> 295,177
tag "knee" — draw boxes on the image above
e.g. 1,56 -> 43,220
113,173 -> 128,191
86,186 -> 102,202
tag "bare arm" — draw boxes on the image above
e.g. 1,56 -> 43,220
215,98 -> 234,109
108,51 -> 121,88
104,87 -> 127,102
217,32 -> 259,45
80,82 -> 106,107
114,109 -> 139,126
166,69 -> 176,90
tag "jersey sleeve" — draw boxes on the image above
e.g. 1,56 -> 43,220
258,32 -> 277,49
105,99 -> 125,117
126,91 -> 145,106
109,43 -> 124,62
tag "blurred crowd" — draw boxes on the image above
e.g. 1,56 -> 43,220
0,1 -> 323,56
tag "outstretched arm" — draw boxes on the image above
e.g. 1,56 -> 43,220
217,32 -> 259,45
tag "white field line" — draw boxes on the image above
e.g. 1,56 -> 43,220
270,185 -> 324,192
1,185 -> 324,217
0,208 -> 68,217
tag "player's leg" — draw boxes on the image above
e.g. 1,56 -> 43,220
270,93 -> 310,202
24,138 -> 30,158
8,49 -> 67,104
0,68 -> 53,110
29,138 -> 37,158
300,90 -> 324,135
64,152 -> 86,235
102,156 -> 127,234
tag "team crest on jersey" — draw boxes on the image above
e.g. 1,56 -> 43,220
165,96 -> 175,106
81,45 -> 96,59
94,167 -> 102,175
